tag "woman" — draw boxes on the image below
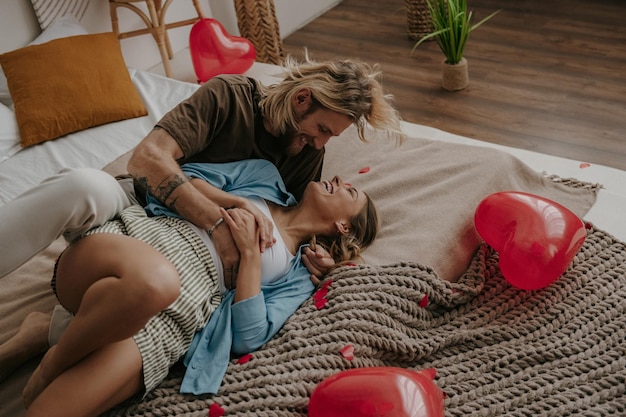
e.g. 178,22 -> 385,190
15,159 -> 378,417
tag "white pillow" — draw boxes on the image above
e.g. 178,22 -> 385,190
0,73 -> 11,107
0,103 -> 20,162
0,15 -> 89,106
28,15 -> 90,45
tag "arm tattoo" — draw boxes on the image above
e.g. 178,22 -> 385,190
151,173 -> 189,208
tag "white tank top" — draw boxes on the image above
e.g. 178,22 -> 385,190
186,196 -> 295,294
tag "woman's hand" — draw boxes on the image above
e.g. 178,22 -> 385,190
301,245 -> 336,285
238,200 -> 276,253
212,203 -> 274,290
220,207 -> 260,255
221,207 -> 262,301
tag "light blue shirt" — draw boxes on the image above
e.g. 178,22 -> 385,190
145,160 -> 315,395
181,255 -> 314,394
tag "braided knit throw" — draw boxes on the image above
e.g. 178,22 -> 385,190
105,225 -> 625,416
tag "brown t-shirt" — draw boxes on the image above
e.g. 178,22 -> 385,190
155,74 -> 324,200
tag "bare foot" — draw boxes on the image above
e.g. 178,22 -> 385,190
0,311 -> 50,382
23,345 -> 57,409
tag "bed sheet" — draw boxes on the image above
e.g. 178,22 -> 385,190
399,122 -> 626,242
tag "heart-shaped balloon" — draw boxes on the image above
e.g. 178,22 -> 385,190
189,18 -> 256,83
308,367 -> 445,417
474,191 -> 586,290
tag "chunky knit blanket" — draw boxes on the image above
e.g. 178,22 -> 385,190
106,224 -> 625,417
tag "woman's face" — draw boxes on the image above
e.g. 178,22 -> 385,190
303,176 -> 368,233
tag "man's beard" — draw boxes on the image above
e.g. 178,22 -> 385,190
283,106 -> 320,156
283,129 -> 306,156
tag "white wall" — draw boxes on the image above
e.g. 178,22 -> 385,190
0,0 -> 340,71
0,0 -> 40,50
0,0 -> 217,70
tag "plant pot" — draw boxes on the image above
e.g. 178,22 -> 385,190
441,57 -> 468,91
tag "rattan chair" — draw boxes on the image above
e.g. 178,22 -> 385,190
109,0 -> 204,77
110,0 -> 285,77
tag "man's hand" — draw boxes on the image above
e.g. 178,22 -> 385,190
301,245 -> 336,285
211,223 -> 240,290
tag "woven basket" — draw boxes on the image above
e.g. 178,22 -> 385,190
405,0 -> 432,41
234,0 -> 284,65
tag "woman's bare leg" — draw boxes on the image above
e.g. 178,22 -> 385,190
25,337 -> 144,417
23,233 -> 180,407
0,312 -> 50,382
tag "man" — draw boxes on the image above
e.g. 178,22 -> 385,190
0,53 -> 403,282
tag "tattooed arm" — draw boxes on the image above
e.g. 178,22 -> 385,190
128,129 -> 246,287
128,128 -> 222,229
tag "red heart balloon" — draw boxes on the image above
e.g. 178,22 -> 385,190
189,18 -> 256,83
308,367 -> 445,417
474,191 -> 586,290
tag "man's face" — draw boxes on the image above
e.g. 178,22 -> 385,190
284,107 -> 353,156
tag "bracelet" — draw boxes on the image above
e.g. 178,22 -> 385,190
207,217 -> 224,236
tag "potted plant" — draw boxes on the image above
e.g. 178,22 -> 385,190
412,0 -> 499,91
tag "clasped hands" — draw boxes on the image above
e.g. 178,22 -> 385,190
210,205 -> 334,290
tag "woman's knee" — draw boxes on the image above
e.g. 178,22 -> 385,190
136,260 -> 181,312
56,234 -> 180,314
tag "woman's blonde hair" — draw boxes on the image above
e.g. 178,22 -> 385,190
311,193 -> 379,268
258,51 -> 404,143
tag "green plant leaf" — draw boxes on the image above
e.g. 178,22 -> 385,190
411,0 -> 500,64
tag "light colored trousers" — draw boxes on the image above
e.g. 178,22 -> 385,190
0,168 -> 136,278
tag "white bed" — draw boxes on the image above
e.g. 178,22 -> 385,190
1,31 -> 625,417
3,59 -> 624,239
0,68 -> 197,205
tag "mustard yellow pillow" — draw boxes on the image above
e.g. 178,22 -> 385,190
0,32 -> 147,147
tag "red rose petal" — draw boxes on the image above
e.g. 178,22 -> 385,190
314,280 -> 333,309
209,403 -> 225,417
340,344 -> 354,360
313,287 -> 329,301
579,162 -> 591,169
314,297 -> 328,309
236,353 -> 253,364
358,166 -> 370,174
422,367 -> 437,379
320,279 -> 333,289
419,294 -> 429,308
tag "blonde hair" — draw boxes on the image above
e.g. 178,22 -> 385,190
258,51 -> 405,143
311,193 -> 379,267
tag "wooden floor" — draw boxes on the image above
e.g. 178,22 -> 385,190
282,0 -> 626,172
